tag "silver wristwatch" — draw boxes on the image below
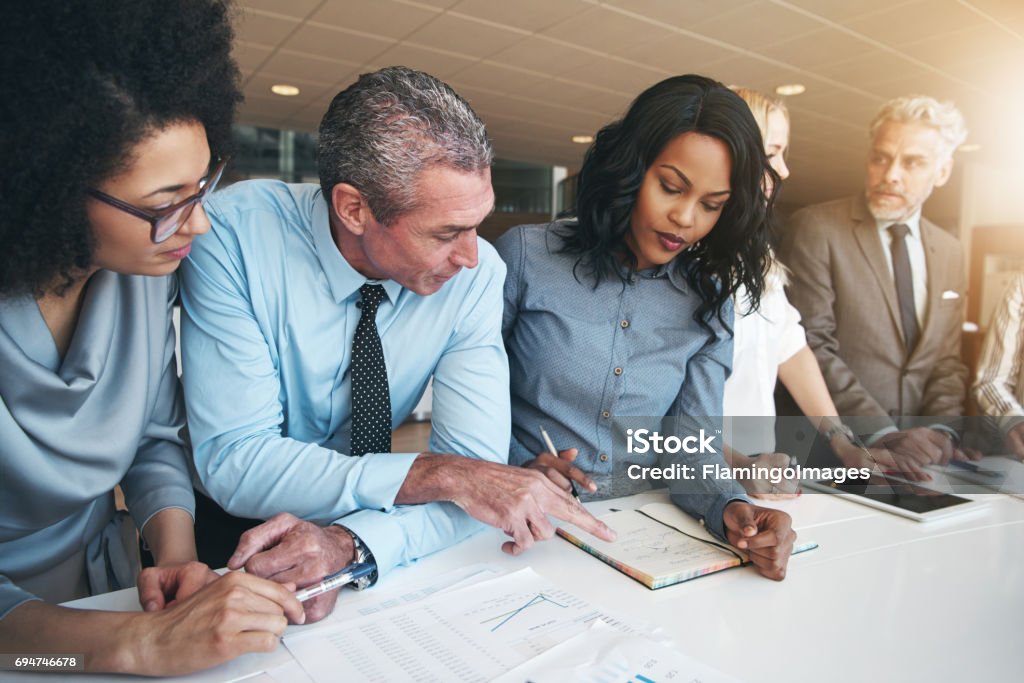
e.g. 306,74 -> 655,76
824,422 -> 855,444
343,527 -> 378,590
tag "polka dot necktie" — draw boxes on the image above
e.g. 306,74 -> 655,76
350,284 -> 391,457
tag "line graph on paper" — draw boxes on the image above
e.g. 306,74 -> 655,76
480,593 -> 569,632
282,569 -> 639,683
451,582 -> 601,660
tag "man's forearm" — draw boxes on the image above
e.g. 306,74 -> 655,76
394,453 -> 463,505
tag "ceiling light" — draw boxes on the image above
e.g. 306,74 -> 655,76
775,83 -> 806,96
572,135 -> 594,144
271,84 -> 300,97
958,143 -> 981,153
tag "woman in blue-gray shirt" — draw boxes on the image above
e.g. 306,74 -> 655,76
496,74 -> 797,580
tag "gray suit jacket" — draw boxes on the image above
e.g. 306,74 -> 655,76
779,196 -> 968,421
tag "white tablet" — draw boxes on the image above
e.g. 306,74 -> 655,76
803,474 -> 988,522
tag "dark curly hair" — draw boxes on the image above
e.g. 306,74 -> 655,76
0,0 -> 242,296
558,74 -> 777,335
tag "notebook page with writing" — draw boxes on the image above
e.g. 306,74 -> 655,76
558,502 -> 816,589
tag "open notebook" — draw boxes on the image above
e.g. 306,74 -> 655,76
558,502 -> 817,590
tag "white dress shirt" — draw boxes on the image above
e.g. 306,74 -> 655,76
875,211 -> 927,327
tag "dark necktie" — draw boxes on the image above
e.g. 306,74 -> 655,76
888,224 -> 919,353
350,284 -> 391,457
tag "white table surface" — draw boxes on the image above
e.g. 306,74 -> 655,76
4,491 -> 1023,683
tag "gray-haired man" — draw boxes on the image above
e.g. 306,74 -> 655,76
179,67 -> 614,623
780,95 -> 974,475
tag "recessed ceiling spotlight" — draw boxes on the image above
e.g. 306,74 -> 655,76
958,143 -> 981,152
271,84 -> 300,97
572,135 -> 594,144
775,83 -> 806,96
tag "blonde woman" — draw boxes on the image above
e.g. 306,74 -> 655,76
722,88 -> 885,497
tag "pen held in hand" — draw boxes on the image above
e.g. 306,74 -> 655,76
947,459 -> 1003,478
294,562 -> 375,602
539,425 -> 581,501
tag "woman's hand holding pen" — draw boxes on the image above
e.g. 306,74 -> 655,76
127,571 -> 305,675
525,447 -> 598,497
137,561 -> 219,611
830,438 -> 902,476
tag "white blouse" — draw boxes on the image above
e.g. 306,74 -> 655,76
723,268 -> 807,453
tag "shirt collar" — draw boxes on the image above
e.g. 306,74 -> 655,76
311,195 -> 403,305
876,209 -> 922,242
663,261 -> 690,293
618,259 -> 692,294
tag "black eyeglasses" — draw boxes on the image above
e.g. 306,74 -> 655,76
88,158 -> 226,243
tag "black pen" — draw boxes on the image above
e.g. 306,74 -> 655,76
539,425 -> 581,501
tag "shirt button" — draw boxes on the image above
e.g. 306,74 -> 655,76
599,453 -> 609,462
613,367 -> 623,376
355,301 -> 362,309
601,410 -> 610,418
620,320 -> 630,329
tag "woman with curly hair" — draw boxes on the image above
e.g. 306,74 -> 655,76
496,75 -> 797,581
0,0 -> 303,674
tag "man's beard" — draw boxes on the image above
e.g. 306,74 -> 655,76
865,188 -> 912,222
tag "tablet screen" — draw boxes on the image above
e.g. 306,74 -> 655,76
815,475 -> 974,514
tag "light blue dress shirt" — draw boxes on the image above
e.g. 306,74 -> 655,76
179,180 -> 510,576
496,223 -> 748,540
